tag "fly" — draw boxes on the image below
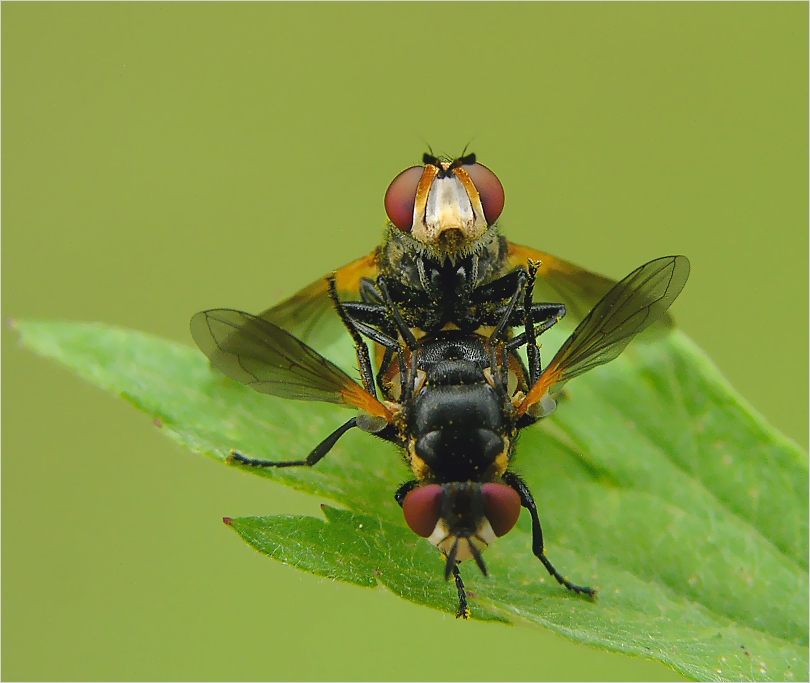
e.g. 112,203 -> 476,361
191,255 -> 689,617
259,153 -> 659,348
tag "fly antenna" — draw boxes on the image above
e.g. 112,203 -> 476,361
468,539 -> 488,577
444,538 -> 461,580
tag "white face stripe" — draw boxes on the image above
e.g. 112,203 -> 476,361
411,175 -> 488,246
425,177 -> 475,231
427,518 -> 497,562
427,518 -> 450,549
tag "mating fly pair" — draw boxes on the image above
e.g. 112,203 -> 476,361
191,252 -> 690,618
192,152 -> 689,617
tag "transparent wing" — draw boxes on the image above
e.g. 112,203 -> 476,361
190,309 -> 390,418
505,242 -> 677,329
519,255 -> 690,414
258,250 -> 381,345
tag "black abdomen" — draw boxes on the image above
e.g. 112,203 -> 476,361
412,383 -> 505,482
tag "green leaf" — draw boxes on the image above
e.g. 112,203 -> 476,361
13,319 -> 808,682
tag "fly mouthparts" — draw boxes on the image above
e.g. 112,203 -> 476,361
442,536 -> 489,580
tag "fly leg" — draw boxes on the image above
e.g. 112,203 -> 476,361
373,276 -> 421,406
482,269 -> 529,392
415,256 -> 441,305
376,277 -> 418,350
229,417 -> 358,468
394,480 -> 419,506
522,261 -> 540,385
488,268 -> 528,344
503,472 -> 596,597
342,293 -> 402,397
468,268 -> 527,324
505,304 -> 565,348
328,275 -> 378,399
355,277 -> 401,350
343,300 -> 411,407
452,564 -> 471,620
504,260 -> 565,384
358,277 -> 384,305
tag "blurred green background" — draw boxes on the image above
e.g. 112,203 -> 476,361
3,3 -> 807,681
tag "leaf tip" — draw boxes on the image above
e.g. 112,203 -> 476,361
153,417 -> 163,428
222,516 -> 233,526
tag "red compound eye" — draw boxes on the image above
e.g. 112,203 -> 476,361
403,484 -> 443,538
463,162 -> 505,225
384,166 -> 424,232
481,483 -> 521,537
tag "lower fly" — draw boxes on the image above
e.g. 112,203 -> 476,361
191,255 -> 689,617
